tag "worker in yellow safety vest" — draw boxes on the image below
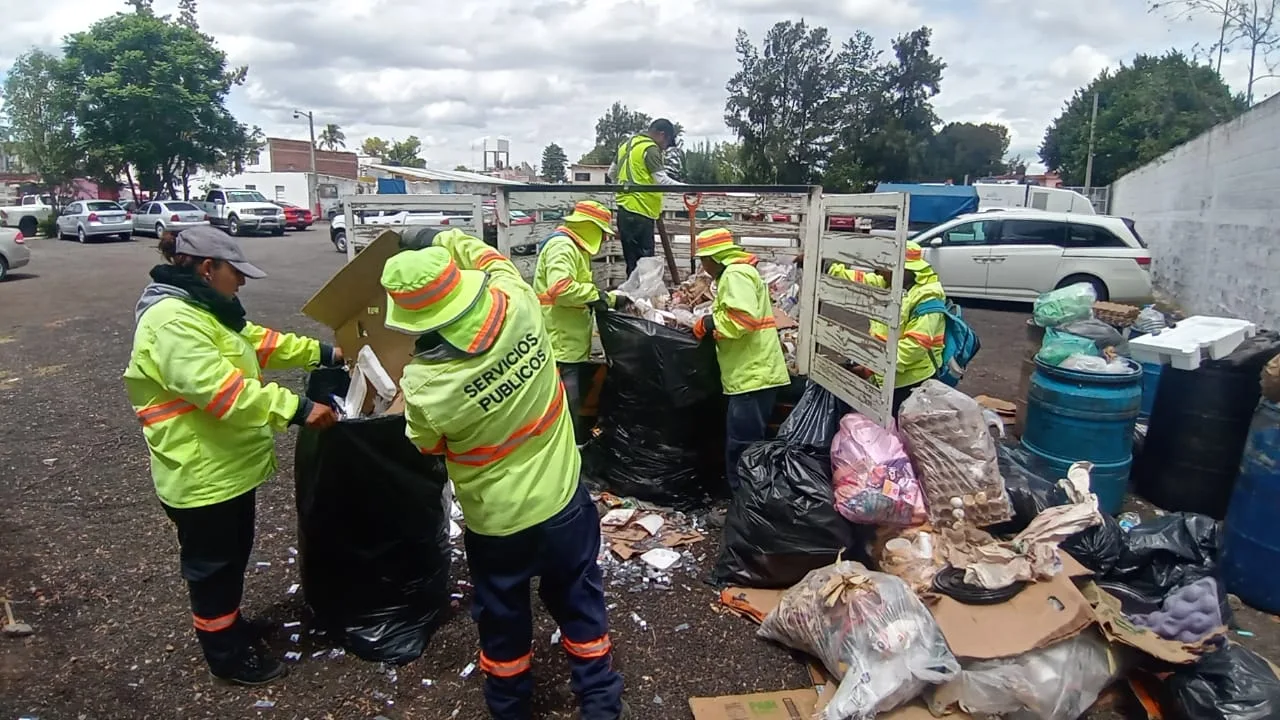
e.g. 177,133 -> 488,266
828,240 -> 947,416
123,226 -> 341,686
533,199 -> 632,440
382,228 -> 627,720
690,228 -> 791,489
607,118 -> 679,276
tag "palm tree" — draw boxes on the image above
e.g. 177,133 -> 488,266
318,124 -> 346,151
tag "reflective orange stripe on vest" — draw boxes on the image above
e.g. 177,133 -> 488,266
446,385 -> 566,467
726,308 -> 777,332
206,371 -> 247,419
479,651 -> 532,678
467,289 -> 508,354
137,397 -> 197,426
192,609 -> 239,632
903,331 -> 945,349
538,277 -> 573,305
256,329 -> 281,367
476,249 -> 505,270
561,633 -> 612,659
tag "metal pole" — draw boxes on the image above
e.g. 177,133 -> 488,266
307,112 -> 318,217
1083,92 -> 1099,192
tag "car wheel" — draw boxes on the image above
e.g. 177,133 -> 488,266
120,233 -> 133,241
228,215 -> 241,236
0,255 -> 8,281
1057,274 -> 1109,302
18,217 -> 38,238
155,222 -> 165,237
77,226 -> 88,244
334,230 -> 347,253
271,228 -> 285,237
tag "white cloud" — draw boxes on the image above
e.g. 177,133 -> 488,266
2,0 -> 1277,174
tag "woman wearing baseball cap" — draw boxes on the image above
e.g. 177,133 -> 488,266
123,226 -> 342,685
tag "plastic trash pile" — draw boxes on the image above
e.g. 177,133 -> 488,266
1033,283 -> 1134,372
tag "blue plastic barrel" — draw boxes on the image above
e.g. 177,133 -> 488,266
1139,361 -> 1163,421
1221,400 -> 1280,613
1021,358 -> 1144,514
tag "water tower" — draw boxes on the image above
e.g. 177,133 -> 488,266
482,138 -> 511,171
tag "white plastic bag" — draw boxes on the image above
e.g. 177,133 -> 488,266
928,629 -> 1117,720
615,256 -> 667,301
758,561 -> 960,720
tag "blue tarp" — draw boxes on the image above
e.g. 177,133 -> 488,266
377,177 -> 407,194
875,183 -> 978,225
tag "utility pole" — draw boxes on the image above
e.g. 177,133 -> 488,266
1083,92 -> 1100,192
293,109 -> 317,215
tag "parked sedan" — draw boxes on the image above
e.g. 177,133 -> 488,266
275,202 -> 314,231
132,200 -> 209,236
56,200 -> 133,243
0,228 -> 30,280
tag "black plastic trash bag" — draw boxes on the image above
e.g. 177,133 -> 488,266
295,368 -> 452,664
712,440 -> 858,588
582,311 -> 725,504
1168,643 -> 1280,720
776,380 -> 850,449
989,444 -> 1123,574
1106,512 -> 1230,624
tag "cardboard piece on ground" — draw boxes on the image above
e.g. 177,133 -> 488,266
1080,581 -> 1222,664
689,689 -> 968,720
718,587 -> 786,624
926,559 -> 1093,660
975,394 -> 1016,416
302,229 -> 417,386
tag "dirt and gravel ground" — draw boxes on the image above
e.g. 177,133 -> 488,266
1,228 -> 1276,720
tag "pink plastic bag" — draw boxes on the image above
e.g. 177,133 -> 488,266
831,413 -> 927,526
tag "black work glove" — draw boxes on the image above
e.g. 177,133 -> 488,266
588,288 -> 610,313
695,315 -> 715,341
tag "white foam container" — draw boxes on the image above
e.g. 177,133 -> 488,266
1128,316 -> 1257,370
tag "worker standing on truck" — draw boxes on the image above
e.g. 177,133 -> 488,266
123,226 -> 341,686
828,241 -> 947,416
607,118 -> 680,276
383,228 -> 627,720
690,228 -> 791,489
532,200 -> 631,440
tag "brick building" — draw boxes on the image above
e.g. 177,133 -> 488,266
255,138 -> 359,179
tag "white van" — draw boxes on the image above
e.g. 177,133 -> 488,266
974,183 -> 1097,215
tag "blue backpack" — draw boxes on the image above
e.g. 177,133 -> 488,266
909,298 -> 980,387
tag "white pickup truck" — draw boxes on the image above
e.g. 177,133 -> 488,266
196,188 -> 285,236
0,194 -> 54,237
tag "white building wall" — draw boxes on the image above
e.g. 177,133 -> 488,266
193,171 -> 311,208
1110,94 -> 1280,329
569,165 -> 609,184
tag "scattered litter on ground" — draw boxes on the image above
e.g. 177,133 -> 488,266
252,699 -> 275,709
286,583 -> 300,596
459,661 -> 476,679
283,651 -> 302,662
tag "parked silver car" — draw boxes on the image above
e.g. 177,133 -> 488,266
0,227 -> 31,280
133,200 -> 210,236
56,200 -> 133,243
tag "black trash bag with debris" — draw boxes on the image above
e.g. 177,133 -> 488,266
1105,512 -> 1231,623
776,380 -> 850,449
582,311 -> 725,504
1167,643 -> 1280,720
294,368 -> 452,664
1058,318 -> 1130,356
988,444 -> 1124,574
713,440 -> 859,588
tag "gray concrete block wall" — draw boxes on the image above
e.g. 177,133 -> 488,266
1110,94 -> 1280,330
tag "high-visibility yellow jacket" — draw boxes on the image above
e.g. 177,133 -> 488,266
696,259 -> 790,395
533,229 -> 614,363
124,292 -> 322,509
828,263 -> 947,388
614,134 -> 663,219
401,230 -> 578,537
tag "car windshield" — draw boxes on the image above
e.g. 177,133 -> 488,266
167,202 -> 200,211
1121,218 -> 1148,248
226,191 -> 268,203
86,201 -> 121,211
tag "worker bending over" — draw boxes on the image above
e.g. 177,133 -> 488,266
691,228 -> 791,490
829,241 -> 946,416
533,200 -> 630,440
607,118 -> 679,276
382,228 -> 626,720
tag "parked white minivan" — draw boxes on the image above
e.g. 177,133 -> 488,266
912,210 -> 1153,303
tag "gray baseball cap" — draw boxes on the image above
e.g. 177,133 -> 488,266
175,225 -> 267,279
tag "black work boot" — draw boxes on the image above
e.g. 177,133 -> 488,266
212,645 -> 288,686
244,616 -> 276,640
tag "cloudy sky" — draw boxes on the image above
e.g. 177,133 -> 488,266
4,0 -> 1277,172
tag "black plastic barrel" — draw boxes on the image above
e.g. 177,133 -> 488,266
1134,331 -> 1280,519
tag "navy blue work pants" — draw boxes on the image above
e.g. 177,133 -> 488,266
725,388 -> 778,491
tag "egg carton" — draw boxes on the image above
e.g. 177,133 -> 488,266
1128,315 -> 1256,371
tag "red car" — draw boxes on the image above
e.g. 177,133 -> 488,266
276,203 -> 314,231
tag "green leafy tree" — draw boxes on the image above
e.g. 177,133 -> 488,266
176,0 -> 199,28
0,50 -> 83,205
824,31 -> 886,190
1149,0 -> 1280,104
1040,52 -> 1247,186
540,143 -> 568,182
318,123 -> 345,150
682,141 -> 744,184
855,27 -> 946,183
360,136 -> 390,158
383,136 -> 426,168
62,9 -> 259,199
927,122 -> 1011,181
725,21 -> 843,184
